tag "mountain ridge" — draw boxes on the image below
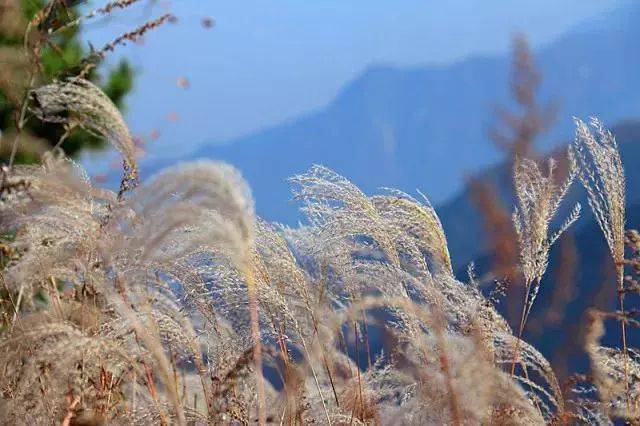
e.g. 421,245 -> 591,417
140,1 -> 640,226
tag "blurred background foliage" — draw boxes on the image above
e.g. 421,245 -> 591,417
0,0 -> 133,163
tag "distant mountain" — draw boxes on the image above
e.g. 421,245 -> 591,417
141,1 -> 640,224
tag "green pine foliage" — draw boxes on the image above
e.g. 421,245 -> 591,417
0,0 -> 134,164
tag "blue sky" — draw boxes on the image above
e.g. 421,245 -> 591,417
80,0 -> 622,171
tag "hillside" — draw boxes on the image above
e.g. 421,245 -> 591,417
443,121 -> 640,269
139,1 -> 640,224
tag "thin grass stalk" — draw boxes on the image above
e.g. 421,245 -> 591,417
616,264 -> 631,415
435,320 -> 462,426
113,297 -> 185,425
1,278 -> 18,329
48,276 -> 63,317
10,284 -> 23,331
353,322 -> 364,421
307,262 -> 341,406
511,277 -> 535,375
520,363 -> 544,417
275,325 -> 294,422
361,310 -> 373,369
142,360 -> 169,426
132,369 -> 137,417
246,271 -> 266,425
314,324 -> 340,407
297,332 -> 332,424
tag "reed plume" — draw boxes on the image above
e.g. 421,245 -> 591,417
511,156 -> 580,347
569,117 -> 630,413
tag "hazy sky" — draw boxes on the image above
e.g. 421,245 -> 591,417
80,0 -> 622,169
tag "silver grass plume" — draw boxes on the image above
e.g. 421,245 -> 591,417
0,156 -> 585,423
30,78 -> 138,196
126,160 -> 255,267
116,160 -> 265,423
0,155 -> 112,307
290,164 -> 401,266
569,118 -> 625,287
569,117 -> 630,414
512,156 -> 580,321
372,188 -> 452,275
0,158 -> 265,423
290,166 -> 562,421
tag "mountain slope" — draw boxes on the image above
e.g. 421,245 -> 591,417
143,1 -> 640,224
442,120 -> 640,270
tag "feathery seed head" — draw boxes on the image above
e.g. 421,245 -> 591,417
31,78 -> 136,168
569,118 -> 626,283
